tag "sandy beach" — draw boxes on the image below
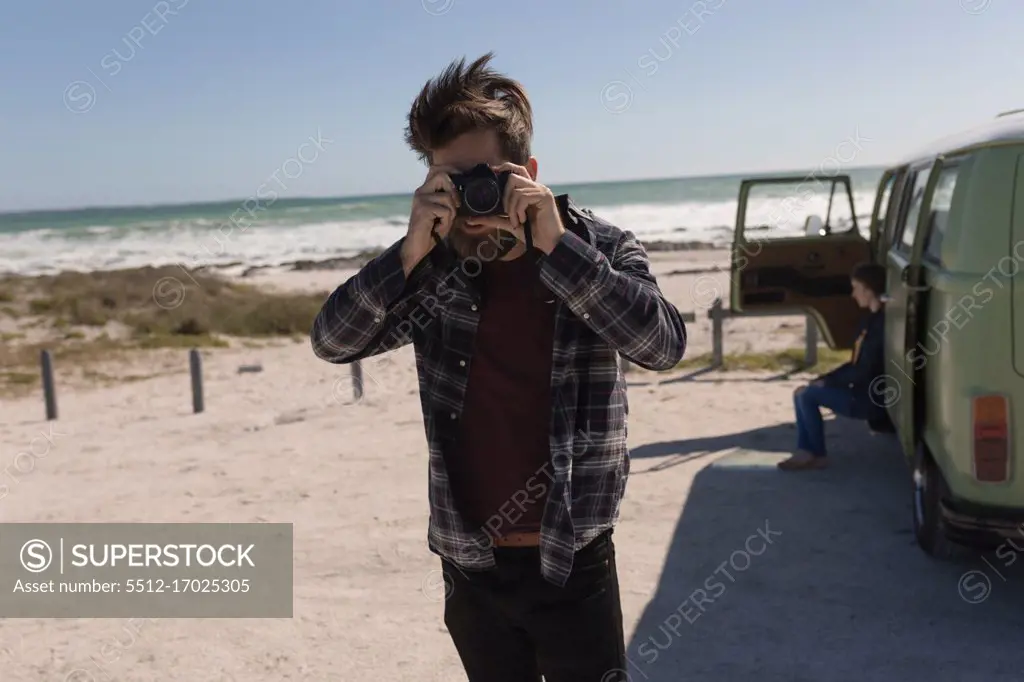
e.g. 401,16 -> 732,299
2,248 -> 1023,681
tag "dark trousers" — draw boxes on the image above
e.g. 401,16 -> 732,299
441,530 -> 627,682
794,384 -> 862,457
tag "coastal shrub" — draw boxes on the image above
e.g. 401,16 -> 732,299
10,265 -> 327,339
29,298 -> 57,314
227,295 -> 326,336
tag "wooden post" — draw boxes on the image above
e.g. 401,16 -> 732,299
710,298 -> 724,369
40,350 -> 57,421
352,360 -> 364,401
189,349 -> 204,414
804,314 -> 818,367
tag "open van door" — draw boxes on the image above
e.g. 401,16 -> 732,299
730,174 -> 872,349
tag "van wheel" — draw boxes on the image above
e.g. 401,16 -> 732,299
912,445 -> 953,559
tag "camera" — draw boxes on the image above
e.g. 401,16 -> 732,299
450,164 -> 511,217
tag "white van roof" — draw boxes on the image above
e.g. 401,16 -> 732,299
897,110 -> 1024,165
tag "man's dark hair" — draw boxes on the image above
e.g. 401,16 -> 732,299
404,52 -> 533,165
851,262 -> 886,297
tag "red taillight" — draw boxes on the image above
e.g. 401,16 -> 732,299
973,395 -> 1010,483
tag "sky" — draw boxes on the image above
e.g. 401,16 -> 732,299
1,0 -> 1020,212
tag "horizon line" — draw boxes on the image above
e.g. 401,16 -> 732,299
0,164 -> 885,218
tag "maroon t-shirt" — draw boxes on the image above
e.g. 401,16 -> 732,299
444,254 -> 556,537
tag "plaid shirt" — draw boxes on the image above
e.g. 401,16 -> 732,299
311,195 -> 687,586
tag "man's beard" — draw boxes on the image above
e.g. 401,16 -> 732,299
449,219 -> 519,261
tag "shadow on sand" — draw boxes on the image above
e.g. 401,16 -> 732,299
622,418 -> 1024,682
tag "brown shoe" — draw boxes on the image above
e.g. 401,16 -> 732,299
777,453 -> 828,471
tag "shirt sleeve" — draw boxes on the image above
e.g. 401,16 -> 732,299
538,228 -> 687,370
310,238 -> 442,364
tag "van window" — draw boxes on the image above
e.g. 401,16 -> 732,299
875,175 -> 895,230
742,178 -> 857,239
898,167 -> 933,252
923,163 -> 961,264
882,171 -> 907,249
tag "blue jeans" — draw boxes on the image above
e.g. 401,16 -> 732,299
793,384 -> 859,457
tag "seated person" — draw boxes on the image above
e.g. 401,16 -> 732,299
778,262 -> 887,471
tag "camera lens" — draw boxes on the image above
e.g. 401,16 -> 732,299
463,178 -> 501,215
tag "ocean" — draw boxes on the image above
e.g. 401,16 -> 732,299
0,167 -> 884,275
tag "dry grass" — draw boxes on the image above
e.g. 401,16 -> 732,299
0,370 -> 37,386
673,347 -> 849,373
0,334 -> 229,397
0,265 -> 328,337
0,266 -> 330,397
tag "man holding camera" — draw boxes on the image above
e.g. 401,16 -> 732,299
311,53 -> 686,682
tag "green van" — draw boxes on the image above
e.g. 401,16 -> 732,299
730,111 -> 1024,557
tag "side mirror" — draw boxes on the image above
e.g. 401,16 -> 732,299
804,215 -> 825,236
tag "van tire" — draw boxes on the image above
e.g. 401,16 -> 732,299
912,445 -> 953,559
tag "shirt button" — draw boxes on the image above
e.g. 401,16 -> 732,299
450,412 -> 457,420
583,313 -> 590,319
373,317 -> 381,323
471,305 -> 478,312
459,360 -> 466,367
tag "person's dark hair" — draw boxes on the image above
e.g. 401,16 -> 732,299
851,262 -> 886,298
404,52 -> 533,165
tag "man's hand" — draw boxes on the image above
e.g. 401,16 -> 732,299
492,162 -> 566,254
401,165 -> 461,276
